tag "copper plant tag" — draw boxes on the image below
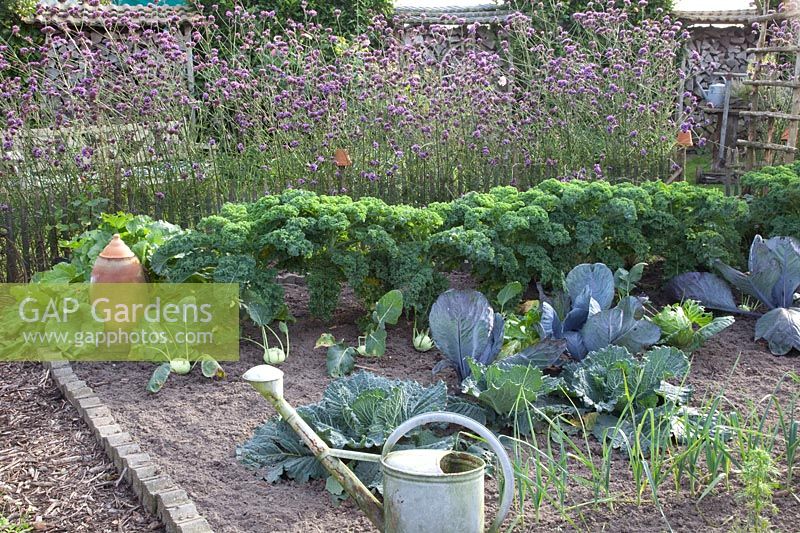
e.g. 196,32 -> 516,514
676,131 -> 693,148
334,148 -> 352,167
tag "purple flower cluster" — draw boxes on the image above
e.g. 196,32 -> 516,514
503,4 -> 701,176
0,0 -> 701,201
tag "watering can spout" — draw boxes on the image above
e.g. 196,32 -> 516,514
242,364 -> 285,401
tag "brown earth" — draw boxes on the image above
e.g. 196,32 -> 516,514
66,275 -> 800,533
0,363 -> 162,533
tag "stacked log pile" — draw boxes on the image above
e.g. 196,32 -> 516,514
685,26 -> 756,140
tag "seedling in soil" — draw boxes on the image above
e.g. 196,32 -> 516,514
740,448 -> 778,532
496,281 -> 523,313
246,322 -> 291,365
147,356 -> 225,393
316,291 -> 404,378
614,262 -> 647,299
357,289 -> 404,357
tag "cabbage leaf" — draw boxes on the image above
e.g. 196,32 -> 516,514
651,300 -> 734,352
238,372 -> 453,486
429,289 -> 505,380
667,235 -> 800,356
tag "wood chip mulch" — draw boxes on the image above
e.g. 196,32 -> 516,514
0,363 -> 163,533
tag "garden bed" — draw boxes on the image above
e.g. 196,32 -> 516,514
70,275 -> 800,532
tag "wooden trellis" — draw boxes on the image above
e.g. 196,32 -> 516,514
739,4 -> 800,169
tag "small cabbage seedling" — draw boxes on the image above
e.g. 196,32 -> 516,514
496,281 -> 523,313
463,358 -> 564,418
499,300 -> 542,358
357,290 -> 404,357
147,355 -> 225,393
315,333 -> 356,377
614,262 -> 647,299
651,300 -> 734,352
315,291 -> 404,378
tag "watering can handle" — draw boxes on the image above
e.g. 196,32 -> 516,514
382,412 -> 515,533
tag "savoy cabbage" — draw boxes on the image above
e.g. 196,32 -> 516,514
562,345 -> 690,414
237,372 -> 454,487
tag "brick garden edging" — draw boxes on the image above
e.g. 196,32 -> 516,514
43,361 -> 213,533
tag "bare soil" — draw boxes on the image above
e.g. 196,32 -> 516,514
69,275 -> 800,533
0,363 -> 162,533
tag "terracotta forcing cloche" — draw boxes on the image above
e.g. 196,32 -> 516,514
90,234 -> 146,283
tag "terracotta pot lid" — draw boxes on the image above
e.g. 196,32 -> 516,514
99,234 -> 136,259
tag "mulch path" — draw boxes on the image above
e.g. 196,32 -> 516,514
0,363 -> 162,533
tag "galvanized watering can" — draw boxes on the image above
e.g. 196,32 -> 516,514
243,365 -> 515,533
700,82 -> 727,108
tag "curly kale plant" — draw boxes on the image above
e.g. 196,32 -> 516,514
151,203 -> 286,326
639,181 -> 748,277
428,187 -> 571,292
668,235 -> 800,355
426,181 -> 747,304
247,190 -> 446,321
56,182 -> 752,335
538,263 -> 661,361
741,163 -> 800,240
151,191 -> 444,326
